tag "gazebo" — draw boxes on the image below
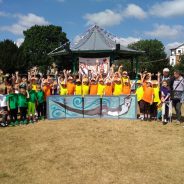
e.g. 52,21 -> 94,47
48,25 -> 144,79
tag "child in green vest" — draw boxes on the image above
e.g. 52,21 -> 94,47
28,83 -> 37,123
18,87 -> 29,124
6,86 -> 18,126
36,84 -> 45,120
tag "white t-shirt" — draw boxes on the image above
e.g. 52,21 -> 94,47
0,94 -> 7,107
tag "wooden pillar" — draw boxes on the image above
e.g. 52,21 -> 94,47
72,54 -> 77,73
131,58 -> 134,79
134,57 -> 139,81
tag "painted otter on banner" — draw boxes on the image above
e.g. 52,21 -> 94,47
52,96 -> 132,116
107,97 -> 132,116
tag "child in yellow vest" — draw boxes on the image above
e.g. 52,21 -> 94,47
121,71 -> 129,84
59,81 -> 67,95
82,78 -> 89,96
97,78 -> 105,97
75,79 -> 82,95
113,78 -> 122,96
151,80 -> 161,120
135,80 -> 144,119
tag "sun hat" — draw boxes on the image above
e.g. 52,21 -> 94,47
122,71 -> 128,75
136,80 -> 141,84
163,68 -> 170,72
146,80 -> 152,84
83,78 -> 88,83
61,81 -> 66,85
68,76 -> 73,80
152,80 -> 158,85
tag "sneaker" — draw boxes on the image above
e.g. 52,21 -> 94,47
140,117 -> 144,121
162,119 -> 168,125
10,122 -> 15,126
0,122 -> 6,127
174,120 -> 181,124
29,120 -> 33,124
23,120 -> 28,125
15,121 -> 19,126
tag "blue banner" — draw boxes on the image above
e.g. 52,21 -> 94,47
47,95 -> 137,120
83,95 -> 101,118
47,95 -> 65,120
118,95 -> 137,119
101,96 -> 119,119
65,96 -> 83,118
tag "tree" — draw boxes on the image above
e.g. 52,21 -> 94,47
0,39 -> 25,73
21,25 -> 68,71
128,39 -> 169,74
174,55 -> 184,74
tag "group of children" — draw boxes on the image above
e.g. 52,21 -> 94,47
0,65 -> 172,127
136,72 -> 171,124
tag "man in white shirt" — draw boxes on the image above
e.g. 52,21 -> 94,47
172,71 -> 184,123
0,88 -> 8,127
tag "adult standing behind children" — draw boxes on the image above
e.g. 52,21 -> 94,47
172,70 -> 184,123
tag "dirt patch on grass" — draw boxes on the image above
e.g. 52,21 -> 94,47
0,119 -> 184,184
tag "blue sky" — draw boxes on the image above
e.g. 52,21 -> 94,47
0,0 -> 184,53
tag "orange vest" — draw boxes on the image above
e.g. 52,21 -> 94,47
90,84 -> 98,95
105,85 -> 113,96
122,85 -> 131,95
67,83 -> 75,95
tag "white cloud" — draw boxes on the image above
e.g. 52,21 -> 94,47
145,24 -> 184,39
84,3 -> 146,27
84,9 -> 122,27
0,13 -> 49,35
16,13 -> 49,28
124,4 -> 147,19
149,0 -> 184,17
15,38 -> 24,47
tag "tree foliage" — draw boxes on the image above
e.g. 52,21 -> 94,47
128,39 -> 169,74
21,25 -> 68,71
0,39 -> 25,73
173,55 -> 184,74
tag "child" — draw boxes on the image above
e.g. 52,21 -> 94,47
122,79 -> 131,95
42,80 -> 52,117
0,88 -> 8,127
67,76 -> 75,95
151,80 -> 161,120
157,102 -> 162,121
89,78 -> 98,95
104,79 -> 113,96
121,71 -> 129,84
75,79 -> 82,95
27,84 -> 37,123
142,81 -> 154,121
97,78 -> 105,97
113,78 -> 122,96
135,80 -> 144,119
36,84 -> 45,120
82,78 -> 89,96
160,80 -> 171,124
6,86 -> 18,126
59,81 -> 67,95
18,87 -> 29,124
